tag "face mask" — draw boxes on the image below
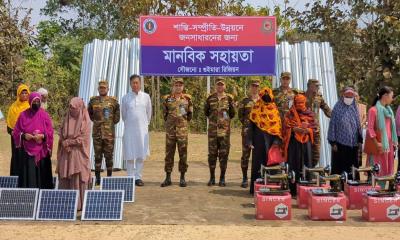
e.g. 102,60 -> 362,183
343,97 -> 354,105
262,94 -> 272,103
32,103 -> 40,111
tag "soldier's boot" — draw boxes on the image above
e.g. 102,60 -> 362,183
241,169 -> 248,188
107,169 -> 112,177
207,168 -> 216,186
160,172 -> 172,187
219,169 -> 226,187
95,171 -> 101,186
179,172 -> 187,187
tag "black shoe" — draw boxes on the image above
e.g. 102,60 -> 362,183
179,173 -> 187,187
135,179 -> 144,186
241,177 -> 248,188
219,178 -> 226,187
207,178 -> 215,186
161,173 -> 172,187
219,169 -> 226,187
107,169 -> 112,177
207,168 -> 216,186
95,171 -> 101,186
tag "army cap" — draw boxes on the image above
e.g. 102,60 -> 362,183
216,77 -> 225,85
280,72 -> 291,79
173,78 -> 184,84
307,79 -> 321,86
98,80 -> 109,88
250,79 -> 261,86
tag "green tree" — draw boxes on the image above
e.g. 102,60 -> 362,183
0,1 -> 33,114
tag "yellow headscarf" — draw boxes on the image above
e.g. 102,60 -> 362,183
6,84 -> 31,129
249,87 -> 282,139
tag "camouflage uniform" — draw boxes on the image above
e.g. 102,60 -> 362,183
306,79 -> 332,166
238,79 -> 260,176
204,87 -> 235,174
163,91 -> 193,173
88,81 -> 120,175
273,72 -> 303,120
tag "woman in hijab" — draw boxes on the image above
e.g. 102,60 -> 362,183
365,86 -> 398,177
6,84 -> 30,176
57,97 -> 91,210
328,87 -> 363,177
13,92 -> 54,188
283,94 -> 317,196
247,87 -> 282,194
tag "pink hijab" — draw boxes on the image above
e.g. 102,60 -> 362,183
13,92 -> 53,165
57,97 -> 91,183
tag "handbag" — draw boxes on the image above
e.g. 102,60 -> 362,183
267,145 -> 285,166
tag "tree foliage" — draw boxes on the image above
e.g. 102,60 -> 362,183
0,1 -> 33,114
285,0 -> 400,106
2,0 -> 399,129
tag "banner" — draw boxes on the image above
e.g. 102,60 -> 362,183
140,16 -> 276,76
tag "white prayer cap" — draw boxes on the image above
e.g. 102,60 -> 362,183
37,87 -> 48,96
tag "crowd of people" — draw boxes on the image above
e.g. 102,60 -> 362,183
5,72 -> 400,208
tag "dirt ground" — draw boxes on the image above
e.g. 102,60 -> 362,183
0,120 -> 399,240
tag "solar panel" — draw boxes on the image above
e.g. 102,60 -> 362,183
0,176 -> 18,188
36,190 -> 78,221
100,176 -> 135,202
0,188 -> 39,220
52,176 -> 59,189
81,190 -> 124,221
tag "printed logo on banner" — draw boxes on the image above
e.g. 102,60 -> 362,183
143,18 -> 157,34
274,203 -> 288,219
386,205 -> 400,220
262,19 -> 274,33
329,204 -> 344,219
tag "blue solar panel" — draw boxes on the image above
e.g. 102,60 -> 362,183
0,176 -> 18,188
81,190 -> 124,221
101,177 -> 135,202
36,190 -> 78,221
0,188 -> 39,220
52,176 -> 59,189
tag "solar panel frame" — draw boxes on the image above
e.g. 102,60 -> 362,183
100,176 -> 135,202
52,176 -> 59,189
81,190 -> 124,221
36,189 -> 79,221
0,176 -> 18,188
0,188 -> 39,220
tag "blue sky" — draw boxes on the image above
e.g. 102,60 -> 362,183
11,0 -> 311,28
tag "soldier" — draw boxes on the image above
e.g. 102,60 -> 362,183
273,72 -> 303,120
161,78 -> 193,187
204,77 -> 235,187
305,79 -> 332,166
88,80 -> 120,185
238,79 -> 260,188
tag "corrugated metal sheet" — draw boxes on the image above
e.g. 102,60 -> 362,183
274,41 -> 338,167
79,39 -> 337,169
79,38 -> 140,169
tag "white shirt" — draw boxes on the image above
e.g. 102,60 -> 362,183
121,91 -> 152,160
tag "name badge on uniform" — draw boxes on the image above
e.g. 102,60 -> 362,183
179,104 -> 187,116
223,111 -> 228,119
103,108 -> 110,119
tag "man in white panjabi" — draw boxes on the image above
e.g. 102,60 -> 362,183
122,74 -> 152,186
